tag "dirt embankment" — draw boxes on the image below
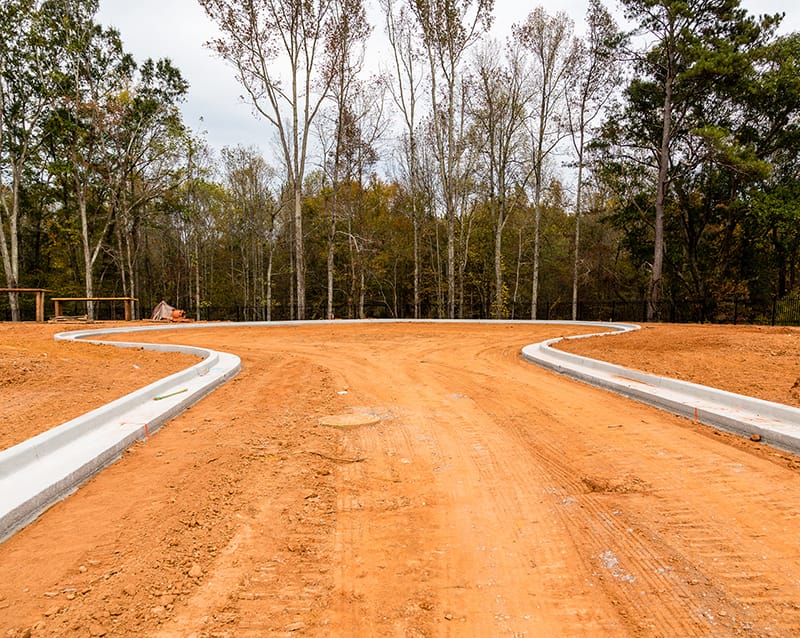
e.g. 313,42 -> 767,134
555,323 -> 800,408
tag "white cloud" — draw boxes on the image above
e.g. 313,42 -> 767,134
98,0 -> 262,155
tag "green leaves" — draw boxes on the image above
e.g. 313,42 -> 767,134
599,0 -> 800,308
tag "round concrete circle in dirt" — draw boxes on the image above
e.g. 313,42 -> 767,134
318,413 -> 380,429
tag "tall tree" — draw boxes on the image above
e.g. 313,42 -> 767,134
183,135 -> 206,321
471,40 -> 532,319
222,145 -> 281,320
743,31 -> 800,300
47,0 -> 135,319
108,58 -> 188,318
0,0 -> 54,319
320,0 -> 370,319
565,0 -> 624,320
334,84 -> 386,319
614,0 -> 781,319
201,0 -> 336,320
514,7 -> 574,319
381,0 -> 426,318
410,0 -> 494,318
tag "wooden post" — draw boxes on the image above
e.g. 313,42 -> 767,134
35,291 -> 45,322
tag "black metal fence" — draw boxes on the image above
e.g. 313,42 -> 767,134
526,297 -> 800,326
3,293 -> 800,325
190,297 -> 800,326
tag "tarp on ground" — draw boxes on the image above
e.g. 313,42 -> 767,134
150,300 -> 176,320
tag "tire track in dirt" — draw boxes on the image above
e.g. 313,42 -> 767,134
494,424 -> 710,635
323,333 -> 628,636
467,348 -> 800,636
290,324 -> 800,637
430,367 -> 710,635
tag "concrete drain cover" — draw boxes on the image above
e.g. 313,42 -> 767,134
318,413 -> 380,429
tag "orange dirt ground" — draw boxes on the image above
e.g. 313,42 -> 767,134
1,321 -> 800,637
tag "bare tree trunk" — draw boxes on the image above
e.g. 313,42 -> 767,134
393,260 -> 399,317
0,168 -> 22,320
381,0 -> 422,318
517,9 -> 573,320
432,222 -> 443,318
649,72 -> 672,322
116,216 -> 128,300
494,209 -> 504,319
124,223 -> 138,320
530,81 -> 550,322
359,268 -> 366,318
327,124 -> 341,320
117,190 -> 140,320
266,246 -> 273,322
294,185 -> 305,320
289,214 -> 296,320
571,158 -> 584,321
410,123 -> 420,320
530,203 -> 541,320
512,228 -> 523,320
194,233 -> 201,321
258,241 -> 266,321
78,188 -> 95,320
457,213 -> 473,319
327,208 -> 336,318
241,243 -> 249,320
447,210 -> 456,318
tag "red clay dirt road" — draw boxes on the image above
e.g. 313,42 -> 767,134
1,322 -> 800,637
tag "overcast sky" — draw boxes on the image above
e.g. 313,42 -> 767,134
96,0 -> 798,159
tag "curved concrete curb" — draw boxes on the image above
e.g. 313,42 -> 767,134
0,324 -> 241,542
4,318 -> 799,543
521,324 -> 800,454
0,318 -> 598,542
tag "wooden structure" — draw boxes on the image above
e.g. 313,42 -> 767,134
0,288 -> 52,322
52,297 -> 138,321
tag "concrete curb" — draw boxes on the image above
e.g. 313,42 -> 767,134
0,318 -> 598,543
521,324 -> 800,454
0,325 -> 241,542
4,318 -> 799,543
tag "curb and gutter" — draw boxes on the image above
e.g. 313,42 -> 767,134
2,320 -> 799,543
0,324 -> 241,542
521,323 -> 800,454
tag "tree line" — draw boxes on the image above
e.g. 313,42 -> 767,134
2,0 -> 799,323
